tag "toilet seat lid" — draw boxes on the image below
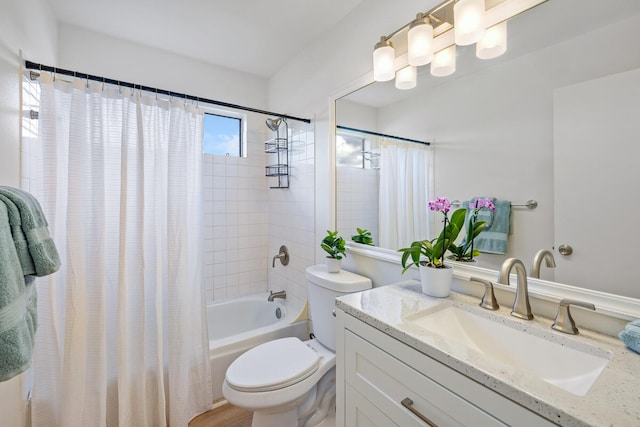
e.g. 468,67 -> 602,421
226,337 -> 321,392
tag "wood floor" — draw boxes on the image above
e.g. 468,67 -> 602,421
189,402 -> 253,427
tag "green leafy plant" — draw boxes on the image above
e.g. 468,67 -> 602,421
398,197 -> 462,272
448,198 -> 496,262
352,228 -> 374,245
321,230 -> 346,260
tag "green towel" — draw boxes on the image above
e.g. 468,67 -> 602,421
0,186 -> 60,276
0,203 -> 38,381
0,194 -> 36,275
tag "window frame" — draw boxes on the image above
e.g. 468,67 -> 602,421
202,107 -> 247,157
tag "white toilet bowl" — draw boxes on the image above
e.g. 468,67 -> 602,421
223,265 -> 372,427
223,337 -> 335,427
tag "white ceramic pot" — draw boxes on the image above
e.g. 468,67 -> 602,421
419,264 -> 453,297
326,257 -> 342,273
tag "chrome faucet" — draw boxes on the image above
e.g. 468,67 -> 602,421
531,249 -> 556,279
498,258 -> 533,320
267,290 -> 286,302
272,245 -> 290,268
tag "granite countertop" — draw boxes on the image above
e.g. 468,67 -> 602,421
335,281 -> 640,427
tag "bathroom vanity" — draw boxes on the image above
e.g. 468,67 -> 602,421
334,282 -> 640,427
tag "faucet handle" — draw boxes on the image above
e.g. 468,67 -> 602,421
272,245 -> 290,268
470,277 -> 499,311
552,299 -> 595,335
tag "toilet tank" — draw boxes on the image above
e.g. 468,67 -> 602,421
306,265 -> 372,351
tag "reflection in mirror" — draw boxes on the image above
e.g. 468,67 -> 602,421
335,0 -> 640,299
335,127 -> 380,246
336,126 -> 433,249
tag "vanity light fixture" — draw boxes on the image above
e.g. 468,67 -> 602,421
371,0 -> 548,87
395,65 -> 417,89
373,36 -> 395,82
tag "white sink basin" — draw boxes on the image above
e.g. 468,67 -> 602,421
405,305 -> 611,396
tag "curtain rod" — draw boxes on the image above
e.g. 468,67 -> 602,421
25,60 -> 311,124
336,125 -> 430,146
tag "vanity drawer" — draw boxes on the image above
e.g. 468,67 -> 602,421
345,330 -> 505,427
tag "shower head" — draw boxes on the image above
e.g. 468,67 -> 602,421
265,117 -> 283,131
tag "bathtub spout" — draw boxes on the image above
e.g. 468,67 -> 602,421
268,290 -> 286,302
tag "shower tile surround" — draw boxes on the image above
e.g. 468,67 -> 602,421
203,147 -> 269,303
267,126 -> 315,312
203,117 -> 315,315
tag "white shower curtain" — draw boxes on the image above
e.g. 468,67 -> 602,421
29,74 -> 212,427
379,139 -> 434,249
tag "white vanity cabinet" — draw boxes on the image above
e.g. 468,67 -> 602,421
336,309 -> 557,427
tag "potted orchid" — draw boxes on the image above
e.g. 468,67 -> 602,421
448,197 -> 496,262
398,197 -> 460,297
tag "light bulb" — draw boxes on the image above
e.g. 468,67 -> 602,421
454,0 -> 486,46
431,45 -> 456,77
395,66 -> 417,90
408,14 -> 434,66
476,21 -> 507,59
373,37 -> 395,82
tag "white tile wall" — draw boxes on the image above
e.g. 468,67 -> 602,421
203,116 -> 315,311
203,117 -> 270,302
336,166 -> 379,246
268,123 -> 315,314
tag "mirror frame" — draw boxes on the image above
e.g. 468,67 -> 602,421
329,73 -> 640,321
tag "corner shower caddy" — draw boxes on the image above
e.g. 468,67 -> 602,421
264,117 -> 289,189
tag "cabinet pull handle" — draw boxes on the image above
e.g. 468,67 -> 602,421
401,398 -> 438,427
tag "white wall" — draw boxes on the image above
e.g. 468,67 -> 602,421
335,99 -> 378,131
268,0 -> 441,116
57,23 -> 268,110
0,2 -> 57,425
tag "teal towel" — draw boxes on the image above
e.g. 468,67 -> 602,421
619,320 -> 640,354
0,186 -> 60,276
470,198 -> 511,254
0,194 -> 36,275
0,203 -> 38,381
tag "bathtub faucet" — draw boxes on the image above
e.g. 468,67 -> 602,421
268,290 -> 286,302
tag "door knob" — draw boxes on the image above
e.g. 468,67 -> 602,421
558,244 -> 573,256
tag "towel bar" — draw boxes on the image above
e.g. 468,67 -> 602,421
451,199 -> 537,209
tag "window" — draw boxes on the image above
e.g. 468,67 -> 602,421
203,113 -> 242,156
336,132 -> 379,169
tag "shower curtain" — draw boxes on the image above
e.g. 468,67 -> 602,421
29,74 -> 212,427
379,139 -> 434,249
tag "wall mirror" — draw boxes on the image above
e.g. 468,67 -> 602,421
335,0 -> 640,300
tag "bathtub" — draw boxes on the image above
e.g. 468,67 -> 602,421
208,292 -> 310,401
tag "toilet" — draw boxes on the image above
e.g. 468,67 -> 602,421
222,264 -> 372,427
